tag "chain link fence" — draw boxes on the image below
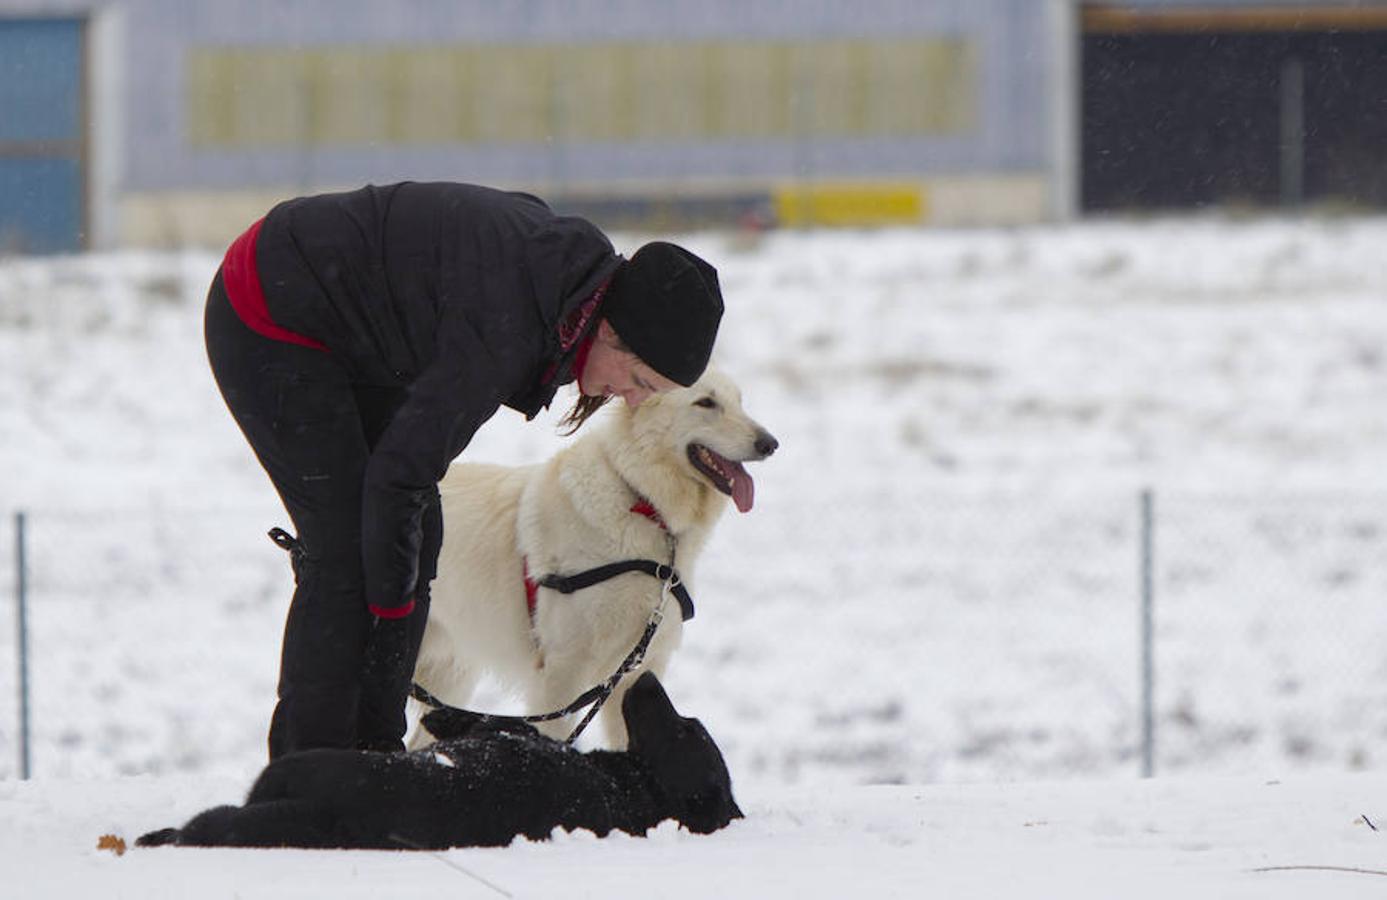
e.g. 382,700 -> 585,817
3,490 -> 1384,785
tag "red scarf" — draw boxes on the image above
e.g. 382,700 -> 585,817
542,278 -> 610,385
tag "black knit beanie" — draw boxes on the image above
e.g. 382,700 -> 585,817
601,242 -> 723,387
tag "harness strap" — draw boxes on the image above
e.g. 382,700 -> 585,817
629,498 -> 668,531
412,679 -> 607,724
268,526 -> 311,582
411,494 -> 687,745
523,559 -> 540,620
537,561 -> 694,621
411,597 -> 665,745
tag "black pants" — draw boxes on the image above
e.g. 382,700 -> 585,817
205,271 -> 441,758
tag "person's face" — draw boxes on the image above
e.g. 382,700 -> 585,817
579,320 -> 682,407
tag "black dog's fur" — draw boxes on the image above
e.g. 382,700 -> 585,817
136,672 -> 741,849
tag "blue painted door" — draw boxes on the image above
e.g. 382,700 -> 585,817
0,18 -> 85,254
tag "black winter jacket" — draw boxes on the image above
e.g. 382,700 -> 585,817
253,182 -> 622,613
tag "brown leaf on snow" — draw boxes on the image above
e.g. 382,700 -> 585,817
97,834 -> 127,856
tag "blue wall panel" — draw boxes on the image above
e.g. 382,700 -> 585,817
0,18 -> 84,253
0,158 -> 82,253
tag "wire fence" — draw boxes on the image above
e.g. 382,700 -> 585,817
2,490 -> 1384,785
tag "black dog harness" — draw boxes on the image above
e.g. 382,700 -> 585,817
521,498 -> 695,623
529,560 -> 695,623
413,495 -> 695,744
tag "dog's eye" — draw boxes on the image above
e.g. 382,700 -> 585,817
694,397 -> 718,410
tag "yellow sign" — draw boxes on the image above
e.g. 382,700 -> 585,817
773,183 -> 927,227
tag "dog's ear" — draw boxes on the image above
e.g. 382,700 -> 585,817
621,672 -> 685,757
624,671 -> 679,721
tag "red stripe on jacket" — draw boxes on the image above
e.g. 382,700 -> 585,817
369,598 -> 416,619
222,218 -> 328,351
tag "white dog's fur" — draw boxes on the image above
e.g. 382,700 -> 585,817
411,369 -> 777,748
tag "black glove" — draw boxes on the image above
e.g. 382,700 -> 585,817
355,491 -> 443,752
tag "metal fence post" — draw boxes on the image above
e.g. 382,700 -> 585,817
15,511 -> 31,780
1139,489 -> 1155,778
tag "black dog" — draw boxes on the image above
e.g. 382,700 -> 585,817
137,672 -> 741,849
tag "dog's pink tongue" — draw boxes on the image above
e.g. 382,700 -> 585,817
729,462 -> 755,513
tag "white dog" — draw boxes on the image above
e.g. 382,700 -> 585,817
411,369 -> 778,748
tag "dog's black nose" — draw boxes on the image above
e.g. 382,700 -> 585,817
755,431 -> 779,458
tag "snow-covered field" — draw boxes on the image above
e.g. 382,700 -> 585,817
2,216 -> 1385,895
9,772 -> 1387,899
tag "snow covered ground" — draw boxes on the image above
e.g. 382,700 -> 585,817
8,772 -> 1387,898
2,216 -> 1385,895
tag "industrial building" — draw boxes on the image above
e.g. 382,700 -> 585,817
1,0 -> 1384,251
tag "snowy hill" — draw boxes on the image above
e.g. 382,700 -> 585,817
2,217 -> 1385,894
